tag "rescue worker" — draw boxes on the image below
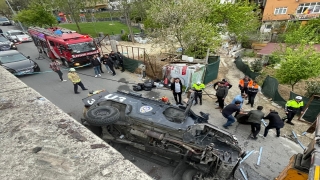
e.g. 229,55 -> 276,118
246,81 -> 260,108
215,82 -> 228,111
263,109 -> 284,138
247,106 -> 265,140
238,75 -> 253,97
192,81 -> 205,105
67,68 -> 88,94
285,96 -> 304,125
231,93 -> 246,117
222,101 -> 247,129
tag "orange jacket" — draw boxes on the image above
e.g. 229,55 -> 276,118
248,84 -> 259,93
239,79 -> 253,88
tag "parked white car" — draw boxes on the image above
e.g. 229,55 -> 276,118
0,17 -> 12,26
5,30 -> 32,42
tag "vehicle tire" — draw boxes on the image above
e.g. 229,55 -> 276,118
182,169 -> 199,180
86,106 -> 120,126
34,66 -> 40,72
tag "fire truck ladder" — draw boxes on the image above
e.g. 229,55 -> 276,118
29,27 -> 60,37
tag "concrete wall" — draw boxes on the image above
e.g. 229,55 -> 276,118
0,66 -> 152,180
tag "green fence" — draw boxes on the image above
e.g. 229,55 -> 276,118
234,56 -> 260,80
203,56 -> 220,84
123,56 -> 142,73
261,75 -> 320,122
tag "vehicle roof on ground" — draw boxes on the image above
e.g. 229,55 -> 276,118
0,50 -> 20,56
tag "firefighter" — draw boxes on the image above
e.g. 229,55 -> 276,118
67,68 -> 88,94
246,81 -> 260,108
192,81 -> 205,105
285,96 -> 304,125
238,75 -> 253,97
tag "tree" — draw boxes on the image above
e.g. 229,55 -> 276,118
207,1 -> 261,43
0,0 -> 12,18
14,3 -> 56,27
273,42 -> 320,91
145,0 -> 221,57
280,18 -> 320,46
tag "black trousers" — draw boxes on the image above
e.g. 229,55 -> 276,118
55,70 -> 63,81
287,111 -> 296,123
173,92 -> 182,104
194,91 -> 202,104
248,93 -> 257,107
217,96 -> 225,109
73,81 -> 86,93
108,64 -> 116,75
264,125 -> 281,137
241,87 -> 248,95
250,123 -> 261,138
99,64 -> 104,73
120,62 -> 125,72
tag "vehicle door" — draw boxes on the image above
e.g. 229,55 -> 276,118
47,40 -> 60,59
57,44 -> 69,59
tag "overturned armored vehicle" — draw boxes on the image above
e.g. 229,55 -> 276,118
82,90 -> 245,179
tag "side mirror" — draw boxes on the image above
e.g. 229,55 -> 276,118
27,56 -> 30,59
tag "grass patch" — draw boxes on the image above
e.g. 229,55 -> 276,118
59,21 -> 140,37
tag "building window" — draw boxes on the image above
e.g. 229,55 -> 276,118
296,2 -> 320,14
274,7 -> 287,15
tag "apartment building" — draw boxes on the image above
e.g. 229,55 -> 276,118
261,0 -> 320,33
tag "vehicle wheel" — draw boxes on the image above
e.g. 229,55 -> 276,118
86,106 -> 120,126
62,59 -> 70,68
182,169 -> 200,180
34,66 -> 40,72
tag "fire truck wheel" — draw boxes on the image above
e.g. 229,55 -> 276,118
62,59 -> 70,68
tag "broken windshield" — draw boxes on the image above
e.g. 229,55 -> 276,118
68,41 -> 97,54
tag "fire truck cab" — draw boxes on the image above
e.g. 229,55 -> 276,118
28,27 -> 99,67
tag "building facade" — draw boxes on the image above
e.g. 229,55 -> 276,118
261,0 -> 320,33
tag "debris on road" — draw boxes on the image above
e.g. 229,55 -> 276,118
239,168 -> 249,180
257,147 -> 263,166
240,150 -> 254,164
292,131 -> 306,150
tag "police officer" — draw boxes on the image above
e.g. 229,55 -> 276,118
192,81 -> 205,105
285,96 -> 304,125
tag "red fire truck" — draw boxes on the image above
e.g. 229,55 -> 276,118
28,27 -> 100,67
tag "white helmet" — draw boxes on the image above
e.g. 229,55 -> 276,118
69,68 -> 76,72
295,96 -> 302,100
197,81 -> 201,84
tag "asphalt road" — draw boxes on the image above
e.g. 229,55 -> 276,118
2,25 -> 307,180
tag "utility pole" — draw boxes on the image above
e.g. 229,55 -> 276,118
5,0 -> 26,32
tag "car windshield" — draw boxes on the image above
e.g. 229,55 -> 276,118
0,37 -> 9,43
0,18 -> 9,21
68,41 -> 97,54
0,53 -> 27,63
9,31 -> 25,36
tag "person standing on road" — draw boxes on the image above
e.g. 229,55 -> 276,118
67,68 -> 88,94
49,59 -> 67,82
247,106 -> 265,140
97,54 -> 104,73
215,82 -> 228,111
213,79 -> 232,103
285,96 -> 304,125
231,93 -> 246,117
171,78 -> 183,105
91,55 -> 101,77
222,101 -> 246,129
109,51 -> 119,69
117,51 -> 125,72
100,54 -> 112,73
192,81 -> 205,105
101,54 -> 116,76
238,75 -> 252,97
246,81 -> 260,108
263,109 -> 284,138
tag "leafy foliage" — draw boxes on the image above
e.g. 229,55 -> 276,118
14,4 -> 56,27
250,59 -> 263,73
273,42 -> 320,91
305,81 -> 320,98
283,18 -> 320,45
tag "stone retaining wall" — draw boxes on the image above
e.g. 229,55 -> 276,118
0,66 -> 152,180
